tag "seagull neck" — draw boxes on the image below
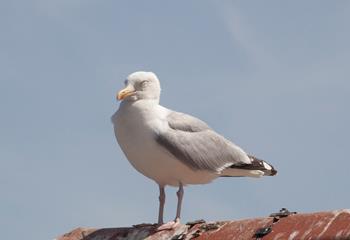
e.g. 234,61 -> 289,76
122,98 -> 160,107
138,99 -> 160,106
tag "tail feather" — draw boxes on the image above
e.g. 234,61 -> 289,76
220,155 -> 277,177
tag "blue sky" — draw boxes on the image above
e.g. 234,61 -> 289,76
1,1 -> 349,239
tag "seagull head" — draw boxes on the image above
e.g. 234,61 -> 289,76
117,71 -> 161,102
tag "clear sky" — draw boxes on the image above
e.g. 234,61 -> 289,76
1,1 -> 349,240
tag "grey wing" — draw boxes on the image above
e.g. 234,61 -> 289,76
166,111 -> 210,132
155,111 -> 251,172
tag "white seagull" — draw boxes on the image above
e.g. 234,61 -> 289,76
112,71 -> 277,230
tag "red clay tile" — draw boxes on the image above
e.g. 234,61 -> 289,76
55,209 -> 350,240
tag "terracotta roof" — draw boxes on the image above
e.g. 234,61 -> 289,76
56,209 -> 350,240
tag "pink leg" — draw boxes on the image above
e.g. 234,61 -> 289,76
158,185 -> 165,225
175,182 -> 184,221
157,183 -> 183,231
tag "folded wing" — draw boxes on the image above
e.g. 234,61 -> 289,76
155,111 -> 277,177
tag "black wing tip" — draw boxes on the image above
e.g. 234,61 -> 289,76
269,167 -> 278,176
231,155 -> 278,176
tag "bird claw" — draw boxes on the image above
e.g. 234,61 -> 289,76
156,218 -> 181,231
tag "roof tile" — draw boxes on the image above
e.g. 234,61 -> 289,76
55,209 -> 350,240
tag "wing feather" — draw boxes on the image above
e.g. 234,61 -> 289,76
155,111 -> 251,172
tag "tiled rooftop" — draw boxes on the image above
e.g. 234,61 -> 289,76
56,209 -> 350,240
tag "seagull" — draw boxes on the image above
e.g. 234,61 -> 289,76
111,71 -> 277,230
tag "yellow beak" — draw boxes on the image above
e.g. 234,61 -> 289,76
117,85 -> 136,100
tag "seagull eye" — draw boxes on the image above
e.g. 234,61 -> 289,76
141,80 -> 149,87
124,79 -> 128,85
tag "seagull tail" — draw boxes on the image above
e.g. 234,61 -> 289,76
220,155 -> 277,178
